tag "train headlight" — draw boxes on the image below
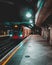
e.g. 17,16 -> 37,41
20,34 -> 23,37
9,34 -> 13,37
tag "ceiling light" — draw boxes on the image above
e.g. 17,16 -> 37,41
29,19 -> 33,23
26,12 -> 32,18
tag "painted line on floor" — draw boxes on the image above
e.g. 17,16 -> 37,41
2,47 -> 20,65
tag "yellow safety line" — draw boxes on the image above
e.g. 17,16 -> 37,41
1,35 -> 30,65
2,47 -> 20,65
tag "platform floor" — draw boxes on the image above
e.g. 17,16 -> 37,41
6,35 -> 52,65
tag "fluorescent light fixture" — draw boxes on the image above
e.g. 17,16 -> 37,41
31,24 -> 33,26
37,0 -> 41,8
26,12 -> 32,18
29,19 -> 33,23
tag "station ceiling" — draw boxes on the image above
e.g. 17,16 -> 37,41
0,0 -> 52,29
0,0 -> 38,22
0,0 -> 39,29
